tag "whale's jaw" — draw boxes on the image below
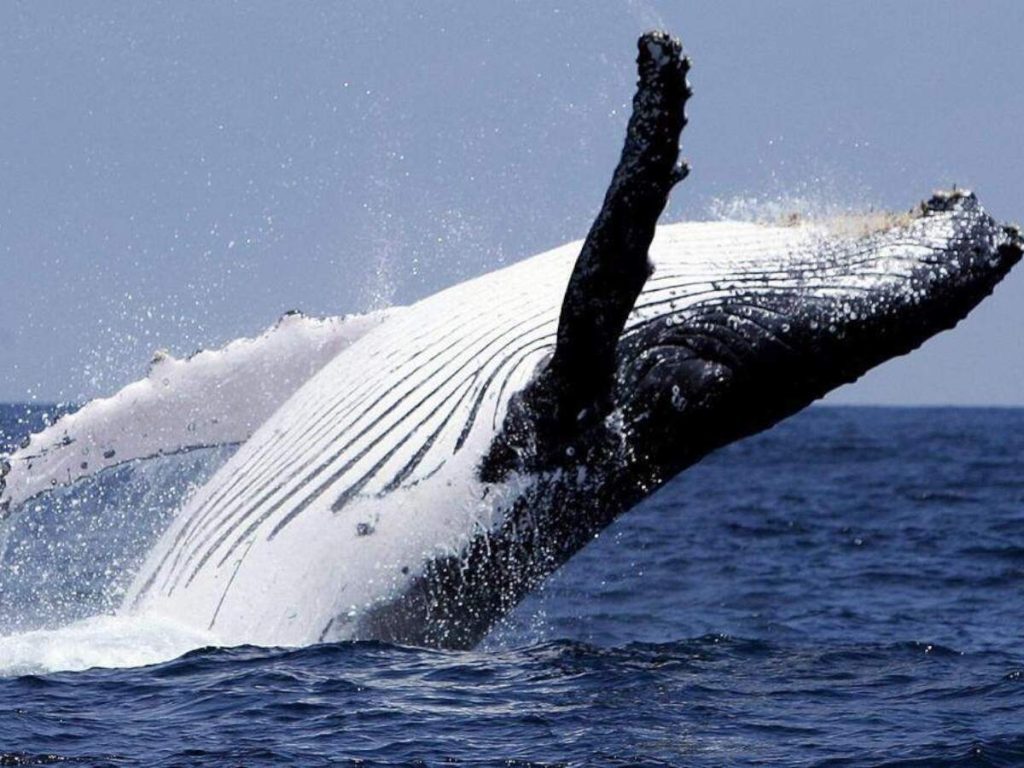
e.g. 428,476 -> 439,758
616,191 -> 1021,490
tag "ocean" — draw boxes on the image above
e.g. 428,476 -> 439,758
0,404 -> 1022,767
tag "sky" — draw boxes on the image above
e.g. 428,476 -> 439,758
0,1 -> 1022,405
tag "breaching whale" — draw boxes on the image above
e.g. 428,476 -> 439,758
3,33 -> 1020,650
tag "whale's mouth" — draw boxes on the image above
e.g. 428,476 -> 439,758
615,190 -> 1021,478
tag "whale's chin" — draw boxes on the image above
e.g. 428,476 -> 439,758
611,191 -> 1021,486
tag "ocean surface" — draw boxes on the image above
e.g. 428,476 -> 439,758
0,403 -> 1022,767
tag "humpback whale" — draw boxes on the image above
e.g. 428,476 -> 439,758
4,33 -> 1020,650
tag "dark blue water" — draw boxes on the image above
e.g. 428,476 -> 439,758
1,404 -> 1022,767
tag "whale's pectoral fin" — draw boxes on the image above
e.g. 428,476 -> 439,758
481,31 -> 691,481
550,32 -> 691,424
0,309 -> 396,517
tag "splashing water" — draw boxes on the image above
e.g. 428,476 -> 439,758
1,446 -> 236,633
0,403 -> 235,673
0,614 -> 218,677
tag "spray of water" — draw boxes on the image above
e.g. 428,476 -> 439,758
0,441 -> 235,675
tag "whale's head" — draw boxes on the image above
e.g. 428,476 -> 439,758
616,190 -> 1021,481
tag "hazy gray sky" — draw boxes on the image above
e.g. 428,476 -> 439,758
1,1 -> 1022,404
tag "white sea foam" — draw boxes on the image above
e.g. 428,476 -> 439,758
707,193 -> 855,225
0,614 -> 218,676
